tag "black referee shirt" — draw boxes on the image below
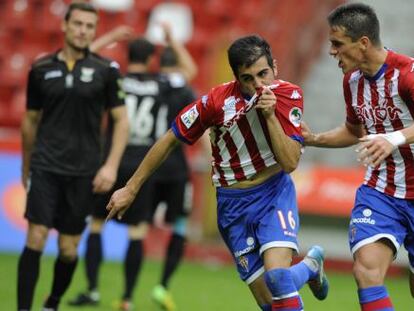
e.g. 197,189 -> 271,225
26,50 -> 124,176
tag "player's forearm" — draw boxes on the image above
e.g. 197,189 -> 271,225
105,117 -> 129,170
400,124 -> 414,145
126,129 -> 180,194
169,40 -> 198,82
21,113 -> 40,179
266,116 -> 301,173
307,124 -> 360,148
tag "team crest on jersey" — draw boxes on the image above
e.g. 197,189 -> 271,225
80,67 -> 95,83
181,105 -> 199,129
223,96 -> 240,112
289,107 -> 302,127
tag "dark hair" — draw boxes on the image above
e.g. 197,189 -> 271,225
160,47 -> 177,67
128,37 -> 155,63
328,3 -> 381,46
64,2 -> 98,21
227,35 -> 273,78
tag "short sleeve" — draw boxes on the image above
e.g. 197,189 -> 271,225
343,74 -> 361,125
399,62 -> 414,106
105,62 -> 125,109
274,87 -> 304,144
26,68 -> 42,110
171,92 -> 215,145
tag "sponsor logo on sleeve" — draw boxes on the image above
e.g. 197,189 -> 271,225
289,107 -> 302,127
44,70 -> 63,80
181,105 -> 199,129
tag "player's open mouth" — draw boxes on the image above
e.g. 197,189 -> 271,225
338,60 -> 343,68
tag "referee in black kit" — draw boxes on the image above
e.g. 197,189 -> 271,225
18,3 -> 128,311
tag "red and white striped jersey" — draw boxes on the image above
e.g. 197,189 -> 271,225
344,50 -> 414,199
172,80 -> 304,187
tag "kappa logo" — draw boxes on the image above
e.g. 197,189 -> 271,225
238,256 -> 249,272
290,90 -> 302,99
201,95 -> 208,107
80,67 -> 95,83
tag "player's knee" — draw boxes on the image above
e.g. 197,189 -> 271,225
128,222 -> 149,239
264,268 -> 293,295
26,224 -> 49,250
58,246 -> 78,262
89,217 -> 105,233
353,261 -> 384,287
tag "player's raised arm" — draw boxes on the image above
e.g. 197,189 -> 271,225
106,129 -> 181,221
302,121 -> 364,148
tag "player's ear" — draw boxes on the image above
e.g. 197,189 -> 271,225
61,20 -> 67,33
359,36 -> 370,52
273,59 -> 278,77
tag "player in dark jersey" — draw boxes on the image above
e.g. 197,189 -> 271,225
150,45 -> 197,311
69,36 -> 196,311
106,35 -> 329,311
18,3 -> 128,311
303,3 -> 414,310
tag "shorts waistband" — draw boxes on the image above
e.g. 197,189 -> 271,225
216,171 -> 286,198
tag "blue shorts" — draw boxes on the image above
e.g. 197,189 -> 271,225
216,171 -> 299,284
349,185 -> 414,270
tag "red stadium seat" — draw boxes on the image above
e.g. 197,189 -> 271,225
1,0 -> 37,32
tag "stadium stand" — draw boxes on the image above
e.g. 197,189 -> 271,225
0,0 -> 338,128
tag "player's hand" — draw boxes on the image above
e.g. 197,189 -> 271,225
356,134 -> 393,167
21,168 -> 29,190
106,186 -> 136,221
160,22 -> 173,44
255,86 -> 276,118
110,25 -> 134,42
93,164 -> 117,193
301,121 -> 315,146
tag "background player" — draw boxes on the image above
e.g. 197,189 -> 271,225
69,34 -> 197,311
18,3 -> 128,311
105,34 -> 328,311
302,3 -> 414,310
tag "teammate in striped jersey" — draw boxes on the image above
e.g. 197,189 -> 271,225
105,35 -> 329,310
303,3 -> 414,310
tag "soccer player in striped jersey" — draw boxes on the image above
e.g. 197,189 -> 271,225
105,34 -> 329,310
303,3 -> 414,310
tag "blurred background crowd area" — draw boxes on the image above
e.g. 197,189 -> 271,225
1,0 -> 414,267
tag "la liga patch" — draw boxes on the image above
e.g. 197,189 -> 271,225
181,105 -> 199,129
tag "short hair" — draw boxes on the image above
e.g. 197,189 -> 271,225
160,47 -> 177,68
64,2 -> 98,21
128,38 -> 155,63
227,35 -> 273,78
328,3 -> 381,46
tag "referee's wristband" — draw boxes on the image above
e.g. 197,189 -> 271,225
383,131 -> 406,149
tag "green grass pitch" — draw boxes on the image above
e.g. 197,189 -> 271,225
1,253 -> 411,310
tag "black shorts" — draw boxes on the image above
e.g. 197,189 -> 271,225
151,178 -> 193,223
25,169 -> 94,235
92,163 -> 155,225
93,174 -> 192,225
